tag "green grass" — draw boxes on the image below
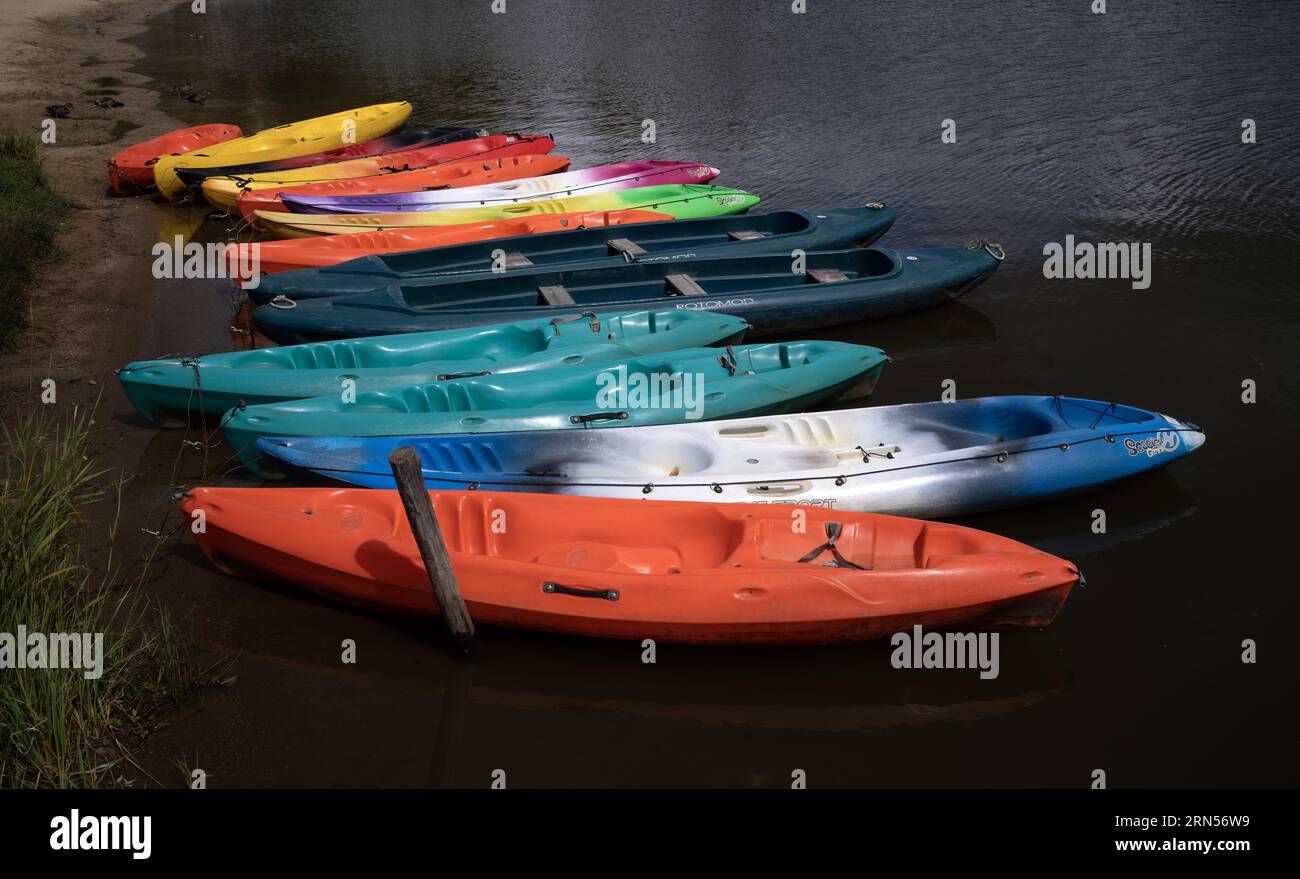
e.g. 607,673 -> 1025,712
0,406 -> 193,788
0,133 -> 69,351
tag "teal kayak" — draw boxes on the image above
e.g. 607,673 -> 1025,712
223,341 -> 889,475
118,310 -> 748,427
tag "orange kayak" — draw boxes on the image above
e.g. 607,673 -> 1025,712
225,209 -> 672,279
235,153 -> 571,223
107,123 -> 242,195
180,488 -> 1079,645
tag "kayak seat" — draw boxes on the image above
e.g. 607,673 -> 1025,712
913,522 -> 993,568
533,541 -> 686,575
607,238 -> 647,256
912,407 -> 1058,446
382,381 -> 517,413
459,497 -> 736,572
665,273 -> 707,297
539,284 -> 576,306
560,445 -> 720,477
807,268 -> 849,283
717,414 -> 842,447
721,517 -> 879,569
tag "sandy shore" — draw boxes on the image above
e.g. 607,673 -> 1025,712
0,0 -> 188,406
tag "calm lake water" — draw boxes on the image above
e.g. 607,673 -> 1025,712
117,0 -> 1300,786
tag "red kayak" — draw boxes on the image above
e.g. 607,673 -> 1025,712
216,133 -> 558,224
106,123 -> 242,195
180,488 -> 1079,645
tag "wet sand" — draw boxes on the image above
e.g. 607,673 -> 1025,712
0,0 -> 189,405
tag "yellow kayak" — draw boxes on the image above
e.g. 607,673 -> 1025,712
253,184 -> 762,239
152,102 -> 411,199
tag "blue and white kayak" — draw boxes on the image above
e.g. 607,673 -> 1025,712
257,396 -> 1205,518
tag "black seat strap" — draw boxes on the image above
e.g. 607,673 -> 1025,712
797,522 -> 869,570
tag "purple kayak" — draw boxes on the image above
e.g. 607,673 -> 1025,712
278,160 -> 721,214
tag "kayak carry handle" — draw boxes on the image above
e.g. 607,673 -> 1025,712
550,311 -> 602,334
437,370 -> 491,381
542,582 -> 620,601
570,411 -> 629,425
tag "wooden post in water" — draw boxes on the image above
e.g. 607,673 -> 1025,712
388,446 -> 476,654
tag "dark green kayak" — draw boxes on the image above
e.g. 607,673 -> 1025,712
254,243 -> 1005,344
248,205 -> 897,303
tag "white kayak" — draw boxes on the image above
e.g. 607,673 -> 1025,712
278,160 -> 719,214
258,395 -> 1206,518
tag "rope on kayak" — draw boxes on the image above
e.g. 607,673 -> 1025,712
1052,395 -> 1144,425
267,295 -> 298,309
135,355 -> 211,542
132,352 -> 259,543
965,240 -> 1006,261
855,444 -> 896,462
865,202 -> 887,210
225,215 -> 247,237
140,505 -> 192,543
797,523 -> 869,570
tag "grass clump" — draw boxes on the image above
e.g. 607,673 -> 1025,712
0,133 -> 69,351
0,406 -> 193,788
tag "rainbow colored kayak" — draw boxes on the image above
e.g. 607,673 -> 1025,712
279,161 -> 720,214
254,184 -> 761,238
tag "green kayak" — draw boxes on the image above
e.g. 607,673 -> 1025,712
255,184 -> 762,237
223,341 -> 889,476
117,310 -> 749,427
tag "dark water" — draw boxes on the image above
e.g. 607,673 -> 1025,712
117,0 -> 1300,786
